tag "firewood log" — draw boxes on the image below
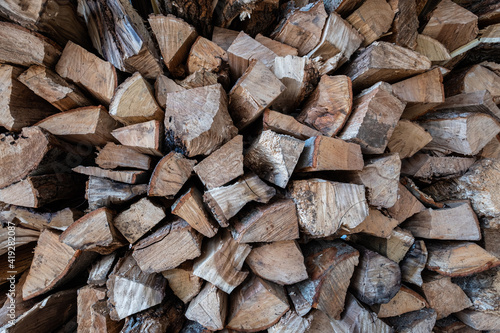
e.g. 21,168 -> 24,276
187,36 -> 228,75
304,309 -> 334,333
268,311 -> 311,333
387,120 -> 433,159
7,206 -> 79,231
401,154 -> 476,181
111,120 -> 163,156
433,316 -> 478,333
88,253 -> 116,286
148,152 -> 196,198
263,109 -> 321,140
414,34 -> 451,63
348,208 -> 400,237
212,26 -> 239,51
77,285 -> 106,333
154,74 -> 184,108
385,308 -> 437,333
73,166 -> 148,184
91,300 -> 124,333
402,176 -> 444,209
433,90 -> 500,122
176,69 -> 219,89
400,240 -> 428,287
346,0 -> 395,47
185,283 -> 227,331
96,143 -> 151,171
162,261 -> 202,304
157,0 -> 217,37
255,34 -> 298,57
455,310 -> 500,331
372,285 -> 427,318
387,182 -> 426,223
421,274 -> 472,319
445,64 -> 500,103
86,176 -> 147,210
383,0 -> 419,49
352,227 -> 415,263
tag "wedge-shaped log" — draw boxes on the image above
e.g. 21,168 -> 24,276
9,206 -> 79,232
176,68 -> 218,89
383,0 -> 419,49
263,109 -> 321,140
269,310 -> 311,333
109,72 -> 163,126
402,154 -> 475,181
296,136 -> 363,172
154,74 -> 184,108
113,197 -> 166,244
297,75 -> 353,136
60,208 -> 125,254
96,143 -> 151,171
385,308 -> 436,333
387,120 -> 433,159
55,41 -> 117,105
387,182 -> 425,223
193,135 -> 243,190
87,253 -> 116,286
133,219 -> 202,272
187,36 -> 228,74
455,309 -> 500,331
36,105 -> 120,146
193,231 -> 251,293
185,283 -> 227,331
86,176 -> 147,211
372,286 -> 427,318
434,90 -> 500,122
73,166 -> 148,184
111,120 -> 163,156
339,82 -> 406,154
288,179 -> 368,237
255,34 -> 298,57
400,240 -> 428,286
148,152 -> 196,198
107,254 -> 166,321
352,227 -> 414,263
162,262 -> 202,304
77,285 -> 107,333
165,84 -> 237,157
342,41 -> 431,90
348,208 -> 400,237
414,34 -> 451,63
445,64 -> 500,103
212,26 -> 239,51
227,276 -> 289,331
346,0 -> 394,46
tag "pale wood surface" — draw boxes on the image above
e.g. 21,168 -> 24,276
96,143 -> 151,171
86,176 -> 147,211
212,26 -> 239,51
154,74 -> 184,108
255,34 -> 298,57
269,311 -> 311,333
388,182 -> 426,223
421,274 -> 472,319
263,109 -> 321,140
434,90 -> 500,122
87,253 -> 116,286
8,206 -> 79,232
348,208 -> 400,238
372,286 -> 427,318
162,262 -> 202,304
445,64 -> 500,103
346,0 -> 394,46
401,154 -> 475,180
185,283 -> 227,331
111,120 -> 163,156
187,36 -> 228,74
415,34 -> 451,62
77,285 -> 106,333
148,152 -> 196,198
387,120 -> 433,158
352,227 -> 414,263
73,166 -> 148,184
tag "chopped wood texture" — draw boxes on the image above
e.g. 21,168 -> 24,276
296,135 -> 363,172
255,34 -> 298,57
212,26 -> 239,51
73,166 -> 148,184
421,274 -> 472,319
387,120 -> 433,158
78,0 -> 162,79
154,74 -> 184,108
111,120 -> 163,156
164,84 -> 237,157
0,64 -> 57,131
193,135 -> 243,190
60,208 -> 125,255
385,308 -> 436,333
226,275 -> 289,331
269,310 -> 311,333
271,1 -> 327,56
0,227 -> 39,255
77,285 -> 106,333
288,179 -> 369,237
172,187 -> 219,237
55,41 -> 117,105
176,68 -> 218,89
426,241 -> 500,276
229,60 -> 285,129
346,0 -> 395,46
342,41 -> 431,90
348,207 -> 400,237
22,229 -> 95,300
109,72 -> 163,126
106,254 -> 167,320
162,262 -> 202,303
187,36 -> 228,74
244,130 -> 304,188
263,109 -> 321,140
185,283 -> 227,331
36,105 -> 120,146
414,34 -> 451,63
349,245 -> 401,305
372,286 -> 427,318
434,90 -> 500,122
86,176 -> 147,211
132,219 -> 202,272
352,227 -> 415,263
339,82 -> 406,154
8,206 -> 79,231
384,0 -> 419,49
401,154 -> 475,180
232,199 -> 299,243
193,231 -> 251,293
455,309 -> 500,331
445,64 -> 500,103
400,240 -> 428,286
148,152 -> 196,198
402,176 -> 444,209
17,65 -> 92,112
246,241 -> 307,285
96,143 -> 151,171
0,22 -> 61,68
113,197 -> 166,244
298,75 -> 353,136
88,253 -> 116,286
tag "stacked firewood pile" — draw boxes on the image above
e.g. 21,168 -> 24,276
1,0 -> 500,332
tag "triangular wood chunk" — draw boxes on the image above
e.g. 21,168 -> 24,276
111,120 -> 163,156
421,274 -> 472,319
148,152 -> 196,198
185,283 -> 227,331
86,176 -> 147,211
96,143 -> 152,171
162,262 -> 203,304
372,286 -> 427,318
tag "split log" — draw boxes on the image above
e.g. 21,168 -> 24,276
433,90 -> 500,122
0,64 -> 58,131
418,111 -> 500,155
113,197 -> 166,244
158,0 -> 217,37
172,187 -> 219,237
211,26 -> 239,51
304,309 -> 334,332
271,55 -> 318,114
0,22 -> 61,68
60,208 -> 125,254
162,262 -> 202,303
346,0 -> 395,47
387,120 -> 433,159
228,60 -> 285,129
111,120 -> 163,156
17,65 -> 92,112
193,135 -> 243,190
270,1 -> 327,56
348,208 -> 400,237
339,82 -> 406,154
96,143 -> 151,171
193,231 -> 251,293
421,0 -> 478,52
401,176 -> 444,209
255,34 -> 298,57
78,0 -> 162,79
414,34 -> 451,63
187,36 -> 228,75
77,285 -> 106,333
342,41 -> 431,90
203,173 -> 276,227
245,241 -> 307,285
232,199 -> 299,243
372,286 -> 427,318
36,105 -> 120,146
8,206 -> 79,231
400,240 -> 428,286
291,240 -> 359,320
392,68 -> 445,120
349,245 -> 401,305
263,109 -> 321,140
22,229 -> 96,300
185,283 -> 227,331
109,72 -> 163,126
445,64 -> 500,103
352,227 -> 414,263
402,201 -> 480,240
297,75 -> 353,136
132,219 -> 202,272
401,154 -> 476,181
269,310 -> 311,333
106,254 -> 167,320
226,276 -> 289,331
296,136 -> 363,172
244,130 -> 304,188
176,69 -> 218,89
86,176 -> 147,211
55,41 -> 117,105
88,253 -> 116,286
426,241 -> 500,276
433,316 -> 477,333
154,74 -> 184,108
455,310 -> 500,331
73,166 -> 148,184
288,179 -> 369,237
383,0 -> 419,49
147,152 -> 196,198
90,300 -> 124,332
384,308 -> 437,333
0,227 -> 38,254
421,274 -> 472,319
452,0 -> 500,26
164,84 -> 237,157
